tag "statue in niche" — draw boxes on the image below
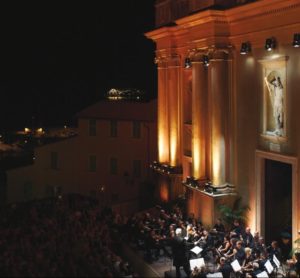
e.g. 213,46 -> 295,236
264,71 -> 284,136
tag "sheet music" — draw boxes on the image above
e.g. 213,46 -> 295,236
191,246 -> 203,255
231,259 -> 242,272
256,270 -> 269,277
206,272 -> 223,278
273,254 -> 280,268
264,260 -> 274,274
189,258 -> 205,270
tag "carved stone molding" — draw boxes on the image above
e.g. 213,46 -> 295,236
155,52 -> 181,67
186,45 -> 232,62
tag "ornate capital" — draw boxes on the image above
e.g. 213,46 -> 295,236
208,45 -> 233,60
155,52 -> 181,67
186,48 -> 207,63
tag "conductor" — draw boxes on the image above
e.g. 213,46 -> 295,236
171,228 -> 194,278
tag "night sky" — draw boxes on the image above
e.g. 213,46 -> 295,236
0,1 -> 156,131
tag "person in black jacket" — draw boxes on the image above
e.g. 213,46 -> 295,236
171,228 -> 196,278
217,257 -> 232,278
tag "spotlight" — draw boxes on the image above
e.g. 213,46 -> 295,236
240,42 -> 251,55
202,55 -> 209,67
265,37 -> 276,51
293,33 -> 300,48
184,57 -> 192,68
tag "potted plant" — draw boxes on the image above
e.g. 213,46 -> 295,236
217,196 -> 250,229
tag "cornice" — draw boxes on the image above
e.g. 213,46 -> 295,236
148,0 -> 300,50
175,10 -> 228,28
226,0 -> 300,25
145,26 -> 178,41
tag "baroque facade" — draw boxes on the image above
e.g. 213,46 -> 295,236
146,0 -> 300,245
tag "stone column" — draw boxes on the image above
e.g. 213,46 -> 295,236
157,58 -> 170,163
192,54 -> 207,179
167,56 -> 181,166
209,50 -> 229,186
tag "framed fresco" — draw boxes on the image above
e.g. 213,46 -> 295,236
260,56 -> 288,142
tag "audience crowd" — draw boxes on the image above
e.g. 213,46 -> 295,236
0,195 -> 299,278
0,194 -> 136,277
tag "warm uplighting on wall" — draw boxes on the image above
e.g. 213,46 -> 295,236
193,139 -> 200,178
211,137 -> 225,186
37,128 -> 43,133
293,33 -> 300,48
24,127 -> 31,133
170,134 -> 177,166
247,209 -> 257,236
160,180 -> 169,202
158,135 -> 168,163
265,37 -> 276,51
240,42 -> 251,55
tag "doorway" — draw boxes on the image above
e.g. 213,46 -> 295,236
265,159 -> 292,245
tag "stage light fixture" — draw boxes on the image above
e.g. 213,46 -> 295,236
184,57 -> 192,68
265,37 -> 276,51
293,33 -> 300,47
203,55 -> 209,67
240,42 -> 251,55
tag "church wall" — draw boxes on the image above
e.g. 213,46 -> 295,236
147,0 -> 300,237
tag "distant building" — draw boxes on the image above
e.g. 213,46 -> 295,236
6,99 -> 157,214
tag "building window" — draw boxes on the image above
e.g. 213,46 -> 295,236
133,160 -> 141,178
89,155 -> 97,172
50,152 -> 58,169
132,121 -> 141,138
110,157 -> 118,175
89,119 -> 96,136
110,120 -> 118,137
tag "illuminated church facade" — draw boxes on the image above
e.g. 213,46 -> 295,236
146,0 -> 300,245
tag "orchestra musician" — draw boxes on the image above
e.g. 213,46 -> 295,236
171,228 -> 196,278
241,247 -> 254,274
217,257 -> 232,277
217,235 -> 231,257
126,206 -> 292,278
243,227 -> 254,248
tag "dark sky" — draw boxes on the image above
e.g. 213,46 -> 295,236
0,1 -> 156,130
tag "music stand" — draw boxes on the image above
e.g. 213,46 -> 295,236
191,246 -> 203,256
206,272 -> 223,278
231,259 -> 242,272
256,270 -> 269,277
273,254 -> 280,267
273,254 -> 280,276
264,259 -> 274,275
189,258 -> 205,271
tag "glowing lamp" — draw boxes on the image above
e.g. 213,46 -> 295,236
203,55 -> 210,67
240,42 -> 251,55
265,37 -> 276,51
184,57 -> 192,68
293,33 -> 300,48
